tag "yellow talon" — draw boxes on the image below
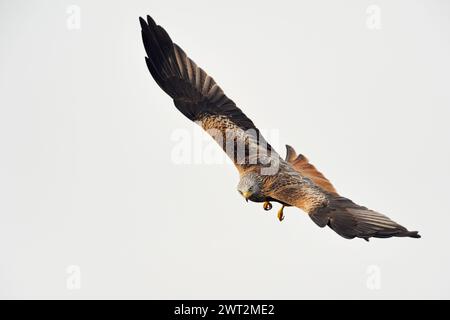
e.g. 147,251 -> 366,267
263,201 -> 272,211
277,205 -> 285,222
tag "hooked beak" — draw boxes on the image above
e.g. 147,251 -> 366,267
242,191 -> 252,202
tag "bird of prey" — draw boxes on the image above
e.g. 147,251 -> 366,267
139,15 -> 420,241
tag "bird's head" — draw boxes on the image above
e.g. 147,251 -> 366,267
237,172 -> 263,202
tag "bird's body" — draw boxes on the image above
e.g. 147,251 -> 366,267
139,15 -> 420,241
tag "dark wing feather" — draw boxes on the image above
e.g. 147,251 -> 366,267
268,172 -> 420,240
280,145 -> 420,240
140,15 -> 276,171
309,195 -> 421,240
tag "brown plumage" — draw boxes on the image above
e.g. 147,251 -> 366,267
140,15 -> 420,241
285,145 -> 337,195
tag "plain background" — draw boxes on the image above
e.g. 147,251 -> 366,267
1,0 -> 449,299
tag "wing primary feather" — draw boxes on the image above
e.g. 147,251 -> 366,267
309,195 -> 421,240
139,14 -> 276,170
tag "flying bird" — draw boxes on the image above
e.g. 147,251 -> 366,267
139,15 -> 420,241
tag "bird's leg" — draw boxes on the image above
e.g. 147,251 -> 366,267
277,205 -> 285,222
263,201 -> 272,211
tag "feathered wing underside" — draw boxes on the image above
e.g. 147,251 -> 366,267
140,15 -> 278,172
309,196 -> 421,240
271,152 -> 420,240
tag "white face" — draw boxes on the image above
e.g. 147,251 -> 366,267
237,182 -> 254,194
237,175 -> 261,200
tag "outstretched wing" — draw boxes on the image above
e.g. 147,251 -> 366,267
140,15 -> 277,172
269,162 -> 420,241
308,195 -> 421,240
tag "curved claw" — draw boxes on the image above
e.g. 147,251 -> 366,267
277,205 -> 285,222
263,201 -> 273,211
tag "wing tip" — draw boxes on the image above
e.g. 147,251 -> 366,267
405,230 -> 421,239
147,15 -> 156,27
139,16 -> 147,28
310,196 -> 421,241
139,14 -> 158,33
359,230 -> 421,241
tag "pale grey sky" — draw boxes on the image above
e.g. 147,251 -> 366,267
1,0 -> 449,299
